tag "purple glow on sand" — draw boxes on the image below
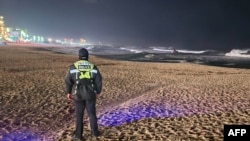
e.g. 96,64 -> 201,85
98,102 -> 181,127
97,96 -> 248,127
1,129 -> 43,141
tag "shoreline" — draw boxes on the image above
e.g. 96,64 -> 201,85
2,44 -> 250,69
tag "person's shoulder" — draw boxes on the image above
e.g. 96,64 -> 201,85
91,62 -> 97,67
67,64 -> 75,69
88,62 -> 98,70
87,61 -> 96,66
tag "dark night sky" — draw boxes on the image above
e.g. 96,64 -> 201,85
1,0 -> 250,51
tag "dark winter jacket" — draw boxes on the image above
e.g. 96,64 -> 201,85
65,60 -> 102,100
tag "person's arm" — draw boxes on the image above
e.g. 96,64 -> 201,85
93,66 -> 102,95
65,67 -> 74,100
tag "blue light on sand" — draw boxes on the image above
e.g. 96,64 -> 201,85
98,102 -> 180,127
2,129 -> 43,141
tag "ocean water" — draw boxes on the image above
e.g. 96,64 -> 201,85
43,45 -> 250,69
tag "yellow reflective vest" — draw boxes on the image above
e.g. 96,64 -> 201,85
74,60 -> 95,79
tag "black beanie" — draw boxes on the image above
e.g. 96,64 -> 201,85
78,48 -> 89,60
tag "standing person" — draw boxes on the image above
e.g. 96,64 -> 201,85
65,48 -> 102,140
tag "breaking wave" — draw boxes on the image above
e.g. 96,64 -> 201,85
225,49 -> 250,58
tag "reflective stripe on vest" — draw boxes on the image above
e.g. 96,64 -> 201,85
74,60 -> 94,79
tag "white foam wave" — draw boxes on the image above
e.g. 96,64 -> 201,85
85,45 -> 95,50
152,48 -> 173,53
225,49 -> 250,58
120,47 -> 143,53
152,47 -> 207,54
177,50 -> 206,54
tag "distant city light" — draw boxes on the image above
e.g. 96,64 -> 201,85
33,36 -> 36,42
48,38 -> 52,42
37,36 -> 41,42
56,39 -> 62,43
1,15 -> 85,44
41,37 -> 44,42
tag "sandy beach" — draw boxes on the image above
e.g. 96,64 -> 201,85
0,46 -> 249,141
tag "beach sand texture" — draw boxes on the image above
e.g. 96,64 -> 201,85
0,46 -> 249,141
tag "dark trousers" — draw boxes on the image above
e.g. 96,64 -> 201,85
74,99 -> 98,138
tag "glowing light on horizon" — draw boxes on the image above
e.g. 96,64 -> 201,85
37,36 -> 41,42
41,37 -> 44,42
6,27 -> 10,32
48,38 -> 52,43
33,36 -> 36,42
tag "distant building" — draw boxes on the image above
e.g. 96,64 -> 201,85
0,16 -> 7,41
0,16 -> 31,43
5,27 -> 30,42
